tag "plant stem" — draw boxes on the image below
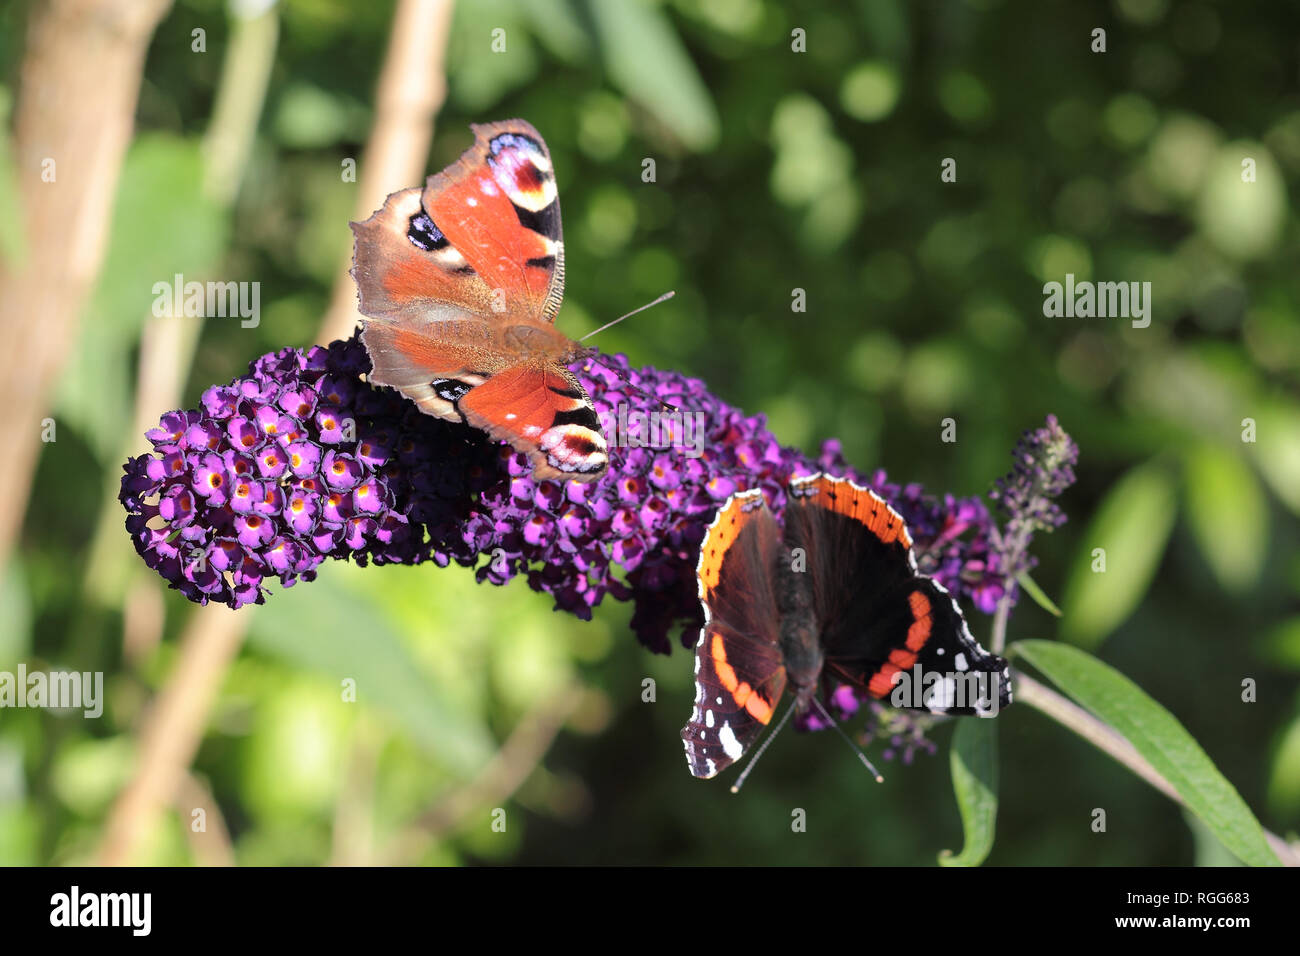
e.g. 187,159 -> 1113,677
990,593 -> 1011,655
1014,670 -> 1299,866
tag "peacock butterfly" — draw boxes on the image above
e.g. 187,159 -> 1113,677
350,120 -> 608,483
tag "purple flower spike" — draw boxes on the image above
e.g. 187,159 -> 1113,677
988,414 -> 1079,603
121,333 -> 1023,657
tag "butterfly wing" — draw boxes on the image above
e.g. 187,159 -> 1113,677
783,475 -> 1011,715
457,360 -> 607,482
423,119 -> 565,322
681,490 -> 788,779
357,317 -> 503,425
350,120 -> 564,323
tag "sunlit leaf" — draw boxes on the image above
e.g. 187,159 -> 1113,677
1060,462 -> 1177,649
1250,403 -> 1300,515
588,0 -> 719,150
1014,640 -> 1280,867
1183,445 -> 1267,593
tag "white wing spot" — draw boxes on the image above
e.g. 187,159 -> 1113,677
719,722 -> 743,760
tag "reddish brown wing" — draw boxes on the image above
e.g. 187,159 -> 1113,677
351,185 -> 499,322
350,119 -> 565,323
681,490 -> 787,779
423,120 -> 565,322
457,361 -> 607,483
357,317 -> 502,425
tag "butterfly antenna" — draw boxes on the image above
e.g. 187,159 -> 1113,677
810,697 -> 884,783
577,293 -> 679,413
729,699 -> 799,794
579,290 -> 675,342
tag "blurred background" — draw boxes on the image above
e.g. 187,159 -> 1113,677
1,0 -> 1298,865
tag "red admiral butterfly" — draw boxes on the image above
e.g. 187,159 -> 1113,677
681,474 -> 1012,785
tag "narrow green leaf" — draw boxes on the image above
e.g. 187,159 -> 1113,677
1060,461 -> 1177,649
520,0 -> 591,62
1017,572 -> 1062,617
1265,705 -> 1300,819
1014,639 -> 1281,866
1184,445 -> 1266,594
588,0 -> 720,150
247,567 -> 496,775
1249,402 -> 1300,516
939,718 -> 999,867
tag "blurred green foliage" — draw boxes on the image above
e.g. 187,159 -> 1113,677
1,0 -> 1298,865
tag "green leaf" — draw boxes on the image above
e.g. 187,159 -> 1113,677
1014,640 -> 1281,866
1017,572 -> 1062,617
1183,445 -> 1266,593
939,718 -> 999,866
1265,703 -> 1300,819
247,565 -> 495,776
1060,461 -> 1177,648
1250,402 -> 1300,516
588,0 -> 720,150
520,0 -> 591,62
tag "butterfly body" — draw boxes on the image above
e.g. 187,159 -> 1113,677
351,120 -> 608,482
682,474 -> 1012,780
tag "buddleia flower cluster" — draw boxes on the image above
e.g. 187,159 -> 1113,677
121,333 -> 1008,657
